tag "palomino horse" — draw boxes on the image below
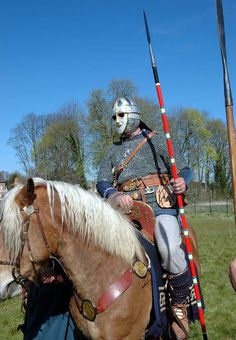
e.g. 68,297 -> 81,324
0,178 -> 153,339
0,230 -> 22,300
0,178 -> 200,339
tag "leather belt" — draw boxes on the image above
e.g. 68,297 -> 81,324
118,174 -> 170,203
118,174 -> 170,192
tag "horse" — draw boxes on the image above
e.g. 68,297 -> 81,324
0,178 -> 200,339
0,230 -> 22,300
0,178 -> 154,339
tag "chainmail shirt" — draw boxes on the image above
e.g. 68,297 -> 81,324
97,129 -> 191,216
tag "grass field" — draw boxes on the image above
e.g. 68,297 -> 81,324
0,214 -> 236,339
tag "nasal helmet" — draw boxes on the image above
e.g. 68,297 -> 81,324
112,97 -> 141,135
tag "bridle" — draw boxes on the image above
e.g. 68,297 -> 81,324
18,202 -> 66,277
7,200 -> 151,323
0,201 -> 64,292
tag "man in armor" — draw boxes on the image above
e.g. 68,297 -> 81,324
96,97 -> 192,339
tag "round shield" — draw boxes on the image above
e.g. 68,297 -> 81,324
133,260 -> 148,278
81,299 -> 97,322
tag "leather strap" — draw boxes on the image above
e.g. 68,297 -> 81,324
96,268 -> 133,314
114,131 -> 157,182
118,173 -> 170,192
120,131 -> 156,171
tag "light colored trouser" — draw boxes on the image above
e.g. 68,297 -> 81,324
155,214 -> 187,274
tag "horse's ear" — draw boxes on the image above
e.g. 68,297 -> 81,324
16,178 -> 36,208
27,178 -> 35,197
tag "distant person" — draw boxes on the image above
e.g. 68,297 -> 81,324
229,258 -> 236,291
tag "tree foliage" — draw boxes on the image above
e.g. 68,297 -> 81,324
8,103 -> 88,187
6,78 -> 231,198
8,113 -> 45,175
206,119 -> 229,196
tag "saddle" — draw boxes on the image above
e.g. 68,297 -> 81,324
127,201 -> 201,274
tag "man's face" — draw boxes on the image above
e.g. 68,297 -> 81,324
112,112 -> 128,134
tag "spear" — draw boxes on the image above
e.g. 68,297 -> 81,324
143,11 -> 208,339
215,0 -> 236,226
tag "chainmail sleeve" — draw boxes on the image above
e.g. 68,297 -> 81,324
96,144 -> 118,198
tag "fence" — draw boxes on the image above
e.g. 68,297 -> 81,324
185,199 -> 234,214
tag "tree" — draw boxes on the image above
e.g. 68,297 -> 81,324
169,108 -> 211,181
206,119 -> 229,197
36,102 -> 87,187
87,89 -> 113,169
107,79 -> 138,101
8,113 -> 46,175
6,172 -> 25,189
135,97 -> 161,132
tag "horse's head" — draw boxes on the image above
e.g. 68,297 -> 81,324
0,178 -> 64,283
1,177 -> 144,291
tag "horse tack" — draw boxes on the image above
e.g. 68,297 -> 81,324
19,200 -> 151,323
78,261 -> 149,322
20,202 -> 62,262
15,202 -> 63,283
127,201 -> 155,242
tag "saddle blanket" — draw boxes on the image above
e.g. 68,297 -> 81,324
135,229 -> 204,338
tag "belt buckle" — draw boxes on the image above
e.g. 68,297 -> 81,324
124,179 -> 139,192
144,186 -> 154,194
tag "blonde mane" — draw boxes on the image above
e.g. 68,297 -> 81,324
0,178 -> 143,265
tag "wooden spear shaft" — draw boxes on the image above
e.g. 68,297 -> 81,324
215,0 -> 236,226
143,11 -> 208,340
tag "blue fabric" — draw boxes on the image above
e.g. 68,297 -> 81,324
20,281 -> 88,340
135,230 -> 167,337
134,229 -> 204,338
96,180 -> 116,198
179,167 -> 192,186
32,312 -> 75,340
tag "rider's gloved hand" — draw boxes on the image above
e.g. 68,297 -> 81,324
170,177 -> 187,194
108,192 -> 133,214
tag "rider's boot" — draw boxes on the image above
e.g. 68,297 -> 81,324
168,268 -> 192,340
171,302 -> 189,339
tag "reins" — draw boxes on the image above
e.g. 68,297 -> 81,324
14,198 -> 151,323
19,202 -> 65,274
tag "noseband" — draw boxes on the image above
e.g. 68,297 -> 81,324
10,203 -> 63,288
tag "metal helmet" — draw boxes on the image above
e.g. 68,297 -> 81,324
112,97 -> 141,135
113,97 -> 141,115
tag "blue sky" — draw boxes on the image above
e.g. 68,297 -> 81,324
0,0 -> 235,174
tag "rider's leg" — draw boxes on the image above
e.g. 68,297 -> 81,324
155,214 -> 191,339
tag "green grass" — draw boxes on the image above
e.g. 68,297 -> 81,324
0,296 -> 24,340
0,215 -> 236,339
188,214 -> 236,339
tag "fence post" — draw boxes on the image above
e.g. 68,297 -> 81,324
209,195 -> 212,214
226,198 -> 229,214
194,197 -> 197,214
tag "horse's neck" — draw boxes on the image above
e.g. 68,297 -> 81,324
59,233 -> 129,301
